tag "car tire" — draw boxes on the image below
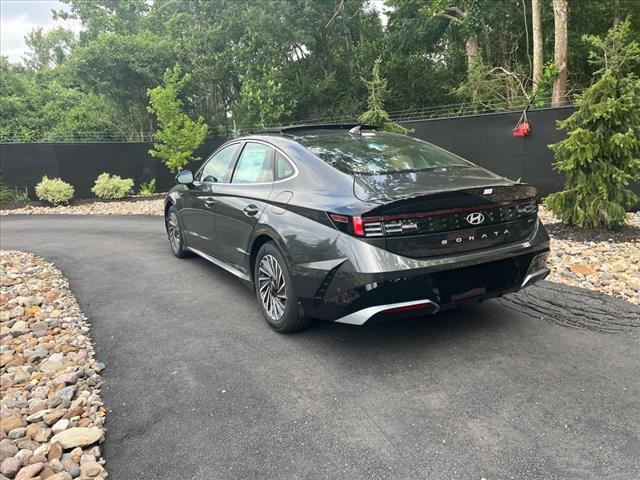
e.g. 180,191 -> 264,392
166,205 -> 190,258
254,242 -> 310,333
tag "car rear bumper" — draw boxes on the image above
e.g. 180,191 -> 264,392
292,219 -> 550,324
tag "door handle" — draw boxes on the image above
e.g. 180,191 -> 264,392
204,197 -> 216,208
243,205 -> 259,216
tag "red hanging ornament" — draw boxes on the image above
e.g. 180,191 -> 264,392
512,121 -> 531,137
512,110 -> 531,137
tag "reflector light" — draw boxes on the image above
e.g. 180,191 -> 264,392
330,214 -> 349,223
382,302 -> 436,315
352,216 -> 365,236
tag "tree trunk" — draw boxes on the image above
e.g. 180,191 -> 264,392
532,0 -> 543,91
552,0 -> 568,107
499,20 -> 509,69
613,0 -> 620,27
482,20 -> 492,64
465,36 -> 479,69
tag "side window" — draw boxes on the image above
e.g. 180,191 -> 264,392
199,143 -> 240,183
231,143 -> 274,184
275,151 -> 295,180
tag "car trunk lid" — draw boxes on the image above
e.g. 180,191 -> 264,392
353,171 -> 538,258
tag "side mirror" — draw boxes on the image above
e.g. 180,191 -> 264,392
176,170 -> 194,185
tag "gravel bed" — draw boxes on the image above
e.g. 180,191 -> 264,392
539,205 -> 640,305
1,196 -> 164,216
0,251 -> 107,480
1,198 -> 638,304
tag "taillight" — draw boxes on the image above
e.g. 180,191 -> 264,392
329,213 -> 365,237
352,216 -> 364,236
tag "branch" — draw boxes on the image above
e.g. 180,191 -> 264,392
325,0 -> 344,29
487,66 -> 530,98
435,13 -> 463,24
446,6 -> 466,18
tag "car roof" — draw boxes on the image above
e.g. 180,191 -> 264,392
258,123 -> 377,136
260,124 -> 403,144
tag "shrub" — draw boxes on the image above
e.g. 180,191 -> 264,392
35,176 -> 74,205
138,178 -> 156,197
0,182 -> 29,206
13,188 -> 29,206
0,182 -> 13,203
91,173 -> 134,199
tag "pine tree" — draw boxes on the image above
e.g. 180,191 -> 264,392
359,58 -> 411,135
546,20 -> 640,229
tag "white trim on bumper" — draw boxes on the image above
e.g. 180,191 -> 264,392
334,299 -> 440,326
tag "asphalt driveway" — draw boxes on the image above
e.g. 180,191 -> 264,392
1,215 -> 639,480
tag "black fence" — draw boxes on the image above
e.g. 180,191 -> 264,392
404,107 -> 576,196
0,138 -> 227,198
1,106 -> 638,200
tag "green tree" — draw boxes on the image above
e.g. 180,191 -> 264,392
425,0 -> 482,70
147,65 -> 208,173
235,70 -> 296,130
0,57 -> 118,142
3,0 -> 640,142
24,27 -> 76,70
546,20 -> 640,229
68,31 -> 175,139
359,58 -> 411,134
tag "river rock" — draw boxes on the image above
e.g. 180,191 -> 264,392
1,457 -> 21,478
1,416 -> 26,434
14,462 -> 43,480
49,428 -> 102,450
39,354 -> 64,373
0,439 -> 18,461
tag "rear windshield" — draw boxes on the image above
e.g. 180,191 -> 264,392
298,132 -> 471,175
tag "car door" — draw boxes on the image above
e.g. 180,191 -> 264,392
181,142 -> 242,254
211,142 -> 275,272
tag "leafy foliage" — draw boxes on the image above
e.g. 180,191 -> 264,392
533,62 -> 560,108
91,173 -> 134,199
235,72 -> 296,130
147,65 -> 208,172
359,58 -> 411,134
13,188 -> 30,206
546,21 -> 640,229
35,176 -> 74,205
0,182 -> 15,203
1,0 -> 640,140
24,27 -> 75,70
138,178 -> 156,197
0,182 -> 30,206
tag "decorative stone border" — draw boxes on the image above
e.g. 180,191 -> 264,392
1,251 -> 107,480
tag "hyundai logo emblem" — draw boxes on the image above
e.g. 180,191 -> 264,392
466,212 -> 485,225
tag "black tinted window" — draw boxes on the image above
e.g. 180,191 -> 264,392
199,143 -> 240,182
275,152 -> 295,180
232,143 -> 274,183
298,132 -> 471,175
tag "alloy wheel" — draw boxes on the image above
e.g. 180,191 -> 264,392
168,211 -> 181,252
258,254 -> 287,321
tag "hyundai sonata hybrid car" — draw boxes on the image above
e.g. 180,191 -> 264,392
164,124 -> 550,332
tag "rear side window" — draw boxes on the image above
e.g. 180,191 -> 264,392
232,143 -> 274,184
199,143 -> 240,183
275,152 -> 295,180
297,132 -> 471,175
